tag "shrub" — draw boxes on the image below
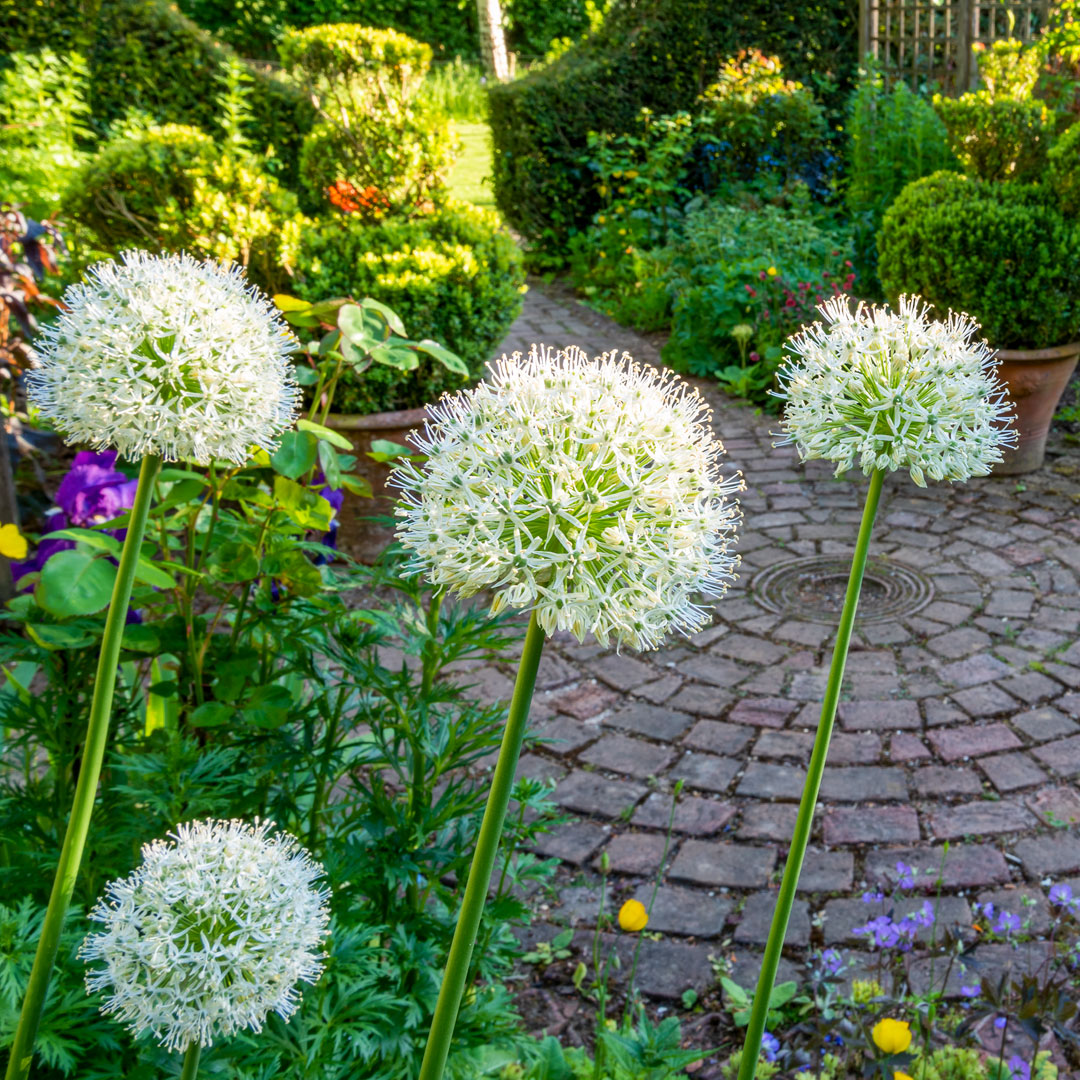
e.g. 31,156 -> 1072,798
844,66 -> 956,293
933,93 -> 1052,182
293,201 -> 525,414
695,50 -> 828,184
878,171 -> 1080,349
279,24 -> 457,216
487,0 -> 858,253
660,191 -> 855,401
1,0 -> 314,188
0,51 -> 91,219
62,124 -> 304,292
1049,120 -> 1080,215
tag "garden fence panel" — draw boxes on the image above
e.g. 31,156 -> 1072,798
858,0 -> 1051,92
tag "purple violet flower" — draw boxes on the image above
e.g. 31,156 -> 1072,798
895,861 -> 915,888
994,1015 -> 1008,1030
994,911 -> 1022,936
762,1033 -> 780,1062
1008,1055 -> 1031,1080
1049,883 -> 1074,908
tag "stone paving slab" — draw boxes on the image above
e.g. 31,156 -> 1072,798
487,282 -> 1080,1001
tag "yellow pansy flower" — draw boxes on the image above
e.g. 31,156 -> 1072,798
0,523 -> 27,560
618,899 -> 648,932
872,1018 -> 912,1055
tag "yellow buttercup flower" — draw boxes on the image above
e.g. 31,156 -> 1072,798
618,899 -> 648,932
872,1018 -> 912,1055
895,1073 -> 915,1080
766,265 -> 778,276
0,523 -> 27,560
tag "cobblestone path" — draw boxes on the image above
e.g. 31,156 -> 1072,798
483,281 -> 1080,1030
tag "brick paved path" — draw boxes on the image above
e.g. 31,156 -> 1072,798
484,282 -> 1080,1022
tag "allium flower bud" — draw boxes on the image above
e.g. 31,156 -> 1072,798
392,345 -> 742,651
775,296 -> 1016,486
80,819 -> 330,1052
28,251 -> 299,465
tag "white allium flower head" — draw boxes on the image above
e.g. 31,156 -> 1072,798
775,295 -> 1016,486
392,345 -> 743,651
80,818 -> 330,1052
27,251 -> 300,465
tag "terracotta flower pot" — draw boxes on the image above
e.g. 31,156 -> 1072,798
991,342 -> 1080,475
324,406 -> 428,564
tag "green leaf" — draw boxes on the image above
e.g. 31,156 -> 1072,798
144,654 -> 180,736
205,541 -> 260,583
340,474 -> 373,498
273,293 -> 311,312
415,338 -> 468,376
317,439 -> 343,488
368,439 -> 413,463
135,558 -> 176,588
338,303 -> 391,352
369,341 -> 419,371
242,684 -> 293,729
35,550 -> 117,617
26,623 -> 98,650
271,429 -> 319,480
550,928 -> 574,950
360,297 -> 407,336
297,418 -> 354,450
121,624 -> 161,653
189,701 -> 233,728
339,336 -> 373,372
293,365 -> 320,386
273,477 -> 333,531
769,981 -> 798,1008
40,527 -> 121,555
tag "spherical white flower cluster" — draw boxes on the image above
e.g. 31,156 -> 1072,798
27,251 -> 299,465
80,818 -> 330,1052
775,295 -> 1016,486
392,345 -> 743,651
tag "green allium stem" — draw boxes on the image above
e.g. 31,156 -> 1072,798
5,453 -> 162,1080
418,610 -> 545,1080
736,468 -> 885,1080
179,1043 -> 202,1080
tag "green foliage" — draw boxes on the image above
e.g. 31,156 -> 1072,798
280,23 -> 457,216
61,123 -> 303,293
1049,120 -> 1080,215
0,401 -> 557,1075
933,93 -> 1052,182
487,0 -> 859,254
0,51 -> 91,219
1,0 -> 314,189
293,201 -> 525,414
844,65 -> 957,293
697,50 -> 828,179
878,170 -> 1080,349
659,191 -> 855,401
420,58 -> 489,123
973,38 -> 1044,101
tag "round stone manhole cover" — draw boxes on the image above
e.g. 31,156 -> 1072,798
751,555 -> 934,624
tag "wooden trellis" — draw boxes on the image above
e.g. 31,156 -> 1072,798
859,0 -> 1052,93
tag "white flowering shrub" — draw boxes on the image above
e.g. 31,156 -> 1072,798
80,819 -> 330,1052
393,344 -> 743,651
775,295 -> 1016,485
27,251 -> 299,465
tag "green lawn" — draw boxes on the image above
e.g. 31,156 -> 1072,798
447,122 -> 495,209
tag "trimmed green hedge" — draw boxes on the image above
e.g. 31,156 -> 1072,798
488,0 -> 859,250
293,201 -> 526,414
1,0 -> 314,186
878,171 -> 1080,349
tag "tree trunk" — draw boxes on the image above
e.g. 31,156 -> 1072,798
476,0 -> 510,83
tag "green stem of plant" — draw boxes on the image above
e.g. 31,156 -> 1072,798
736,468 -> 885,1080
418,610 -> 545,1080
4,453 -> 162,1080
179,1043 -> 201,1080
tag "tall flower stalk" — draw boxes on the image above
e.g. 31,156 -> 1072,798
736,295 -> 1016,1079
6,252 -> 298,1080
392,345 -> 742,1080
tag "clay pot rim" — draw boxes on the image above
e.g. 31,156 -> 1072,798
323,406 -> 429,431
994,341 -> 1080,362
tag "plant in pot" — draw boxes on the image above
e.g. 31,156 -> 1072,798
274,293 -> 467,562
878,143 -> 1080,474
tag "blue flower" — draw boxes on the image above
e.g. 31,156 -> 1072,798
1049,883 -> 1075,909
994,911 -> 1022,936
762,1033 -> 780,1062
895,861 -> 915,889
994,1015 -> 1008,1030
1008,1056 -> 1031,1080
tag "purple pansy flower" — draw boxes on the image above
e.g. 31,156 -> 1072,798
12,450 -> 138,587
